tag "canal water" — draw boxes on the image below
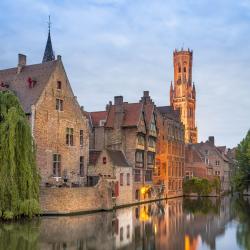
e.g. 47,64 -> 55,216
0,196 -> 250,250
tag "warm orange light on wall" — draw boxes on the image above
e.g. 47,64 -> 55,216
140,186 -> 148,195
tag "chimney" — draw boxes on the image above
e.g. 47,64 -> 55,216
57,55 -> 62,61
114,96 -> 124,129
208,136 -> 215,146
106,101 -> 112,111
143,91 -> 149,97
114,96 -> 123,105
17,54 -> 26,74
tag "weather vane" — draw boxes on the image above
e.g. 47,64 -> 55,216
48,15 -> 51,31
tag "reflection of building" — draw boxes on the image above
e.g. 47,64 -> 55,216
114,208 -> 133,249
170,49 -> 198,144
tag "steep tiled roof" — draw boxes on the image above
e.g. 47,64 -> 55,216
157,106 -> 180,121
0,60 -> 58,113
185,145 -> 203,163
107,150 -> 130,167
144,103 -> 154,127
89,111 -> 107,127
105,103 -> 143,128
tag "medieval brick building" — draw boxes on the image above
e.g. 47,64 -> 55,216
155,106 -> 185,198
170,49 -> 198,143
0,29 -> 89,186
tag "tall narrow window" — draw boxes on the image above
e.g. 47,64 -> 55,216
56,99 -> 63,111
80,156 -> 84,177
80,130 -> 84,147
120,173 -> 124,186
53,154 -> 61,177
66,128 -> 74,146
135,151 -> 144,168
127,173 -> 130,186
57,81 -> 62,89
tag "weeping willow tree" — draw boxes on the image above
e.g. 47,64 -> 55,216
0,91 -> 40,219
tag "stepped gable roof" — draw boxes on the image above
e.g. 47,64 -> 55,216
89,111 -> 107,127
89,150 -> 102,165
107,150 -> 130,167
157,106 -> 180,121
105,102 -> 143,128
0,60 -> 58,113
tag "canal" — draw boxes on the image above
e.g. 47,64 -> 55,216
0,196 -> 250,250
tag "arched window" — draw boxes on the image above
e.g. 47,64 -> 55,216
178,64 -> 181,73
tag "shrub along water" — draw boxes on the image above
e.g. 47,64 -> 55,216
0,91 -> 40,219
183,177 -> 220,196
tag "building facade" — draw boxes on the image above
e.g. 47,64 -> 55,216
155,106 -> 185,198
185,136 -> 231,192
0,31 -> 89,186
170,49 -> 198,143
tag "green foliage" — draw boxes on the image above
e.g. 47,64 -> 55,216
183,177 -> 220,196
0,219 -> 40,250
233,130 -> 250,192
183,197 -> 220,215
2,211 -> 14,220
233,197 -> 250,250
0,91 -> 40,219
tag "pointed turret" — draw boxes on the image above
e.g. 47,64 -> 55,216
42,17 -> 55,63
192,83 -> 196,99
170,81 -> 174,106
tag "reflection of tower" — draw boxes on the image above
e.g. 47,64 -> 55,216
170,49 -> 198,143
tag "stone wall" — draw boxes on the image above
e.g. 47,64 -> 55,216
40,179 -> 113,214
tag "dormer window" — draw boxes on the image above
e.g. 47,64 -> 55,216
57,81 -> 62,90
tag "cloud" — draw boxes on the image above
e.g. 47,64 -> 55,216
0,0 -> 249,147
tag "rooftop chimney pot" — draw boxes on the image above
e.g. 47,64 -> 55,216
114,96 -> 123,105
17,54 -> 26,74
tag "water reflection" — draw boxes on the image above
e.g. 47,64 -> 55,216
1,196 -> 250,250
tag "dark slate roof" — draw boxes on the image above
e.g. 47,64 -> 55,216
42,30 -> 55,63
157,106 -> 180,121
0,60 -> 58,113
107,150 -> 130,167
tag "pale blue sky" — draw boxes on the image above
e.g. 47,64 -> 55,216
0,0 -> 249,147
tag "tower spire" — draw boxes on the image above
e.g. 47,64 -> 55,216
42,15 -> 55,63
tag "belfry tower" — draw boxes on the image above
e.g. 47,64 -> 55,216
170,49 -> 198,143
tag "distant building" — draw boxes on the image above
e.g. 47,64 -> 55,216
170,49 -> 198,143
0,29 -> 89,186
185,136 -> 231,192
